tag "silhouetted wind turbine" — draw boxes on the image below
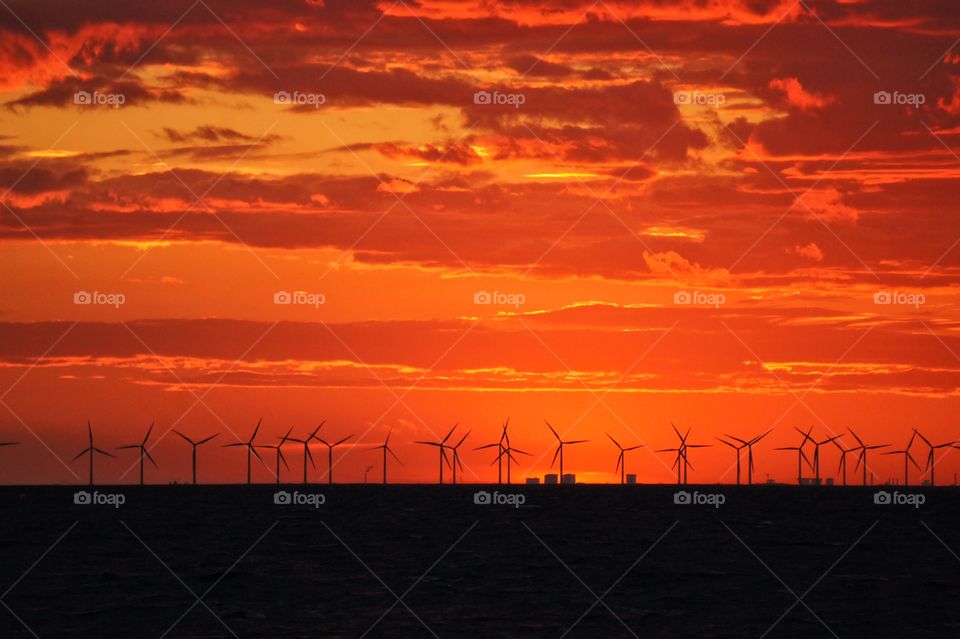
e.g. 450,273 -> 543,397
316,433 -> 353,484
223,418 -> 264,484
372,430 -> 402,484
116,422 -> 158,486
913,428 -> 958,487
258,426 -> 293,485
717,437 -> 746,485
657,424 -> 709,485
475,420 -> 510,484
775,427 -> 812,485
849,428 -> 887,486
802,429 -> 841,485
546,420 -> 587,482
416,424 -> 456,484
832,438 -> 856,487
884,431 -> 920,486
173,430 -> 218,485
450,430 -> 471,484
71,420 -> 114,486
606,433 -> 643,484
725,429 -> 771,485
288,423 -> 323,484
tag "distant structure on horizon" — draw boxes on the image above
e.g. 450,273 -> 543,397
526,477 -> 540,485
562,474 -> 576,484
544,473 -> 558,485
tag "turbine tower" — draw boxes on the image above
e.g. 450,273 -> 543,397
315,433 -> 353,484
884,431 -> 920,486
415,424 -> 456,484
173,430 -> 218,485
545,420 -> 588,483
223,418 -> 264,484
849,428 -> 888,486
724,429 -> 771,485
71,421 -> 114,486
913,428 -> 957,486
116,422 -> 158,486
372,430 -> 401,484
288,422 -> 324,484
258,426 -> 294,485
606,433 -> 643,484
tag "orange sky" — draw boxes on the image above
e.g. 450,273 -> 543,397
1,0 -> 960,485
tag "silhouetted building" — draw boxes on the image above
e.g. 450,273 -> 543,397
561,474 -> 576,484
625,474 -> 637,484
544,473 -> 559,485
526,477 -> 540,485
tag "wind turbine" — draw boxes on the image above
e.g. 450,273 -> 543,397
804,429 -> 841,486
288,423 -> 324,484
258,426 -> 293,485
315,433 -> 353,484
725,429 -> 771,485
372,430 -> 401,484
606,433 -> 643,484
173,430 -> 218,485
884,431 -> 920,486
545,420 -> 588,482
116,422 -> 159,486
832,438 -> 856,487
71,420 -> 114,486
416,424 -> 456,484
657,424 -> 709,485
475,420 -> 509,484
223,418 -> 264,484
717,437 -> 746,485
775,427 -> 812,485
450,430 -> 471,484
849,427 -> 887,486
913,429 -> 958,487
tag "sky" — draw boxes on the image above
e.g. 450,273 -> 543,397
1,0 -> 960,485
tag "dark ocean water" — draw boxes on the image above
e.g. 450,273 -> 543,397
0,484 -> 956,638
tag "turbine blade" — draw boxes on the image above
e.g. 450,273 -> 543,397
849,428 -> 865,447
94,447 -> 115,457
197,434 -> 218,445
146,450 -> 158,467
71,449 -> 91,462
441,424 -> 457,444
606,433 -> 621,449
251,417 -> 262,441
549,445 -> 560,468
173,430 -> 192,444
545,420 -> 560,441
335,435 -> 353,447
143,422 -> 154,445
